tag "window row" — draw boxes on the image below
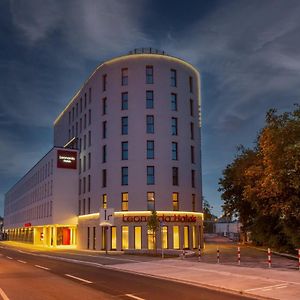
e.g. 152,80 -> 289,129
79,175 -> 91,195
68,110 -> 92,140
78,130 -> 92,152
78,197 -> 91,215
79,153 -> 91,173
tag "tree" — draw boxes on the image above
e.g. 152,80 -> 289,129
147,210 -> 159,252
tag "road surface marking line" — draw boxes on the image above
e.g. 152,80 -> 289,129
17,260 -> 26,264
6,256 -> 13,260
275,286 -> 288,289
0,288 -> 10,300
245,283 -> 287,292
65,274 -> 92,284
125,294 -> 145,300
35,265 -> 50,270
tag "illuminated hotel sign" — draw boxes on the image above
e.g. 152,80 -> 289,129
122,214 -> 197,223
57,150 -> 77,169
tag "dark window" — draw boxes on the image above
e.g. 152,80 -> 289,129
191,146 -> 195,164
146,90 -> 154,109
79,158 -> 81,174
190,99 -> 194,116
121,117 -> 128,135
80,118 -> 82,133
88,152 -> 91,169
172,142 -> 178,160
84,113 -> 87,129
84,93 -> 87,109
121,92 -> 128,110
72,107 -> 75,121
191,170 -> 195,188
87,226 -> 89,248
172,167 -> 179,186
189,76 -> 193,93
102,121 -> 107,139
146,66 -> 153,84
121,167 -> 128,185
191,122 -> 194,140
76,103 -> 78,117
171,93 -> 177,111
121,68 -> 128,86
147,166 -> 155,185
88,130 -> 91,147
83,177 -> 86,193
121,192 -> 128,211
88,175 -> 91,192
147,140 -> 154,159
80,98 -> 82,113
122,141 -> 128,160
102,145 -> 107,163
84,134 -> 86,150
147,192 -> 155,211
79,179 -> 81,195
69,111 -> 71,125
88,109 -> 91,125
78,199 -> 81,215
192,194 -> 196,212
102,169 -> 107,187
171,117 -> 178,135
171,69 -> 177,87
102,97 -> 107,115
172,192 -> 179,211
103,74 -> 107,91
83,155 -> 86,172
83,198 -> 86,215
146,115 -> 154,133
75,122 -> 78,136
89,87 -> 92,103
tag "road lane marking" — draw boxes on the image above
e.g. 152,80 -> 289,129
35,265 -> 50,270
0,288 -> 10,300
17,260 -> 27,264
6,256 -> 13,260
65,274 -> 92,284
245,283 -> 287,292
125,294 -> 145,300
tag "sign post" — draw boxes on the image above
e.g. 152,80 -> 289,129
100,208 -> 114,254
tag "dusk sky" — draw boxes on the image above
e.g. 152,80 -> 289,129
1,0 -> 300,217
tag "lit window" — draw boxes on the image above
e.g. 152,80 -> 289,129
171,93 -> 177,111
173,226 -> 180,249
111,226 -> 117,250
102,169 -> 107,187
121,117 -> 128,135
121,142 -> 128,160
147,192 -> 155,211
146,140 -> 154,159
147,229 -> 155,250
122,225 -> 129,249
146,66 -> 153,84
171,69 -> 177,87
122,167 -> 128,185
147,166 -> 155,185
134,226 -> 142,249
102,194 -> 107,209
121,68 -> 128,86
146,115 -> 154,133
172,167 -> 179,186
121,192 -> 128,211
172,142 -> 178,160
184,226 -> 189,249
192,225 -> 196,248
146,90 -> 154,109
162,226 -> 168,249
121,92 -> 128,110
171,117 -> 178,135
172,192 -> 179,211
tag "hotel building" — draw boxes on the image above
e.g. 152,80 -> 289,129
4,48 -> 203,251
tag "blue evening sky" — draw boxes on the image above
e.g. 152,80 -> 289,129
1,0 -> 300,217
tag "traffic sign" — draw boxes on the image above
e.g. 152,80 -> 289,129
100,208 -> 114,226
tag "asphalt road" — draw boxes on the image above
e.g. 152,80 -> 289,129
0,246 -> 256,300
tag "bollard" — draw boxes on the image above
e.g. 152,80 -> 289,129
298,249 -> 300,271
198,245 -> 201,262
217,247 -> 220,264
268,248 -> 271,268
237,246 -> 241,266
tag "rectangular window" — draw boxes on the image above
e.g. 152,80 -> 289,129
162,226 -> 168,249
147,192 -> 155,211
101,226 -> 106,250
189,76 -> 193,93
76,103 -> 78,117
171,93 -> 177,111
134,226 -> 142,249
121,192 -> 128,211
88,175 -> 91,192
80,98 -> 82,113
146,115 -> 154,133
121,68 -> 128,86
102,97 -> 107,115
147,229 -> 155,250
171,69 -> 177,87
84,113 -> 87,129
83,198 -> 86,214
192,194 -> 196,212
102,145 -> 107,163
172,142 -> 178,160
121,167 -> 128,185
171,117 -> 178,135
146,140 -> 154,159
121,117 -> 128,135
192,225 -> 196,249
147,166 -> 155,185
79,179 -> 81,195
80,118 -> 82,133
121,92 -> 128,110
191,146 -> 195,164
122,226 -> 129,249
191,122 -> 194,140
190,99 -> 194,116
92,226 -> 96,249
88,109 -> 91,125
88,197 -> 91,214
75,122 -> 78,137
173,226 -> 179,249
84,93 -> 87,109
172,167 -> 179,186
121,141 -> 128,160
83,177 -> 86,193
69,111 -> 71,124
84,134 -> 86,150
102,194 -> 107,209
172,192 -> 179,211
111,226 -> 117,250
146,90 -> 154,109
184,226 -> 189,249
103,74 -> 107,91
72,107 -> 75,121
83,155 -> 86,172
146,65 -> 153,84
102,169 -> 107,187
78,199 -> 81,215
102,121 -> 107,139
191,170 -> 195,188
87,226 -> 90,249
89,87 -> 92,103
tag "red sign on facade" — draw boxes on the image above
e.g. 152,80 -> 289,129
57,150 -> 77,169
